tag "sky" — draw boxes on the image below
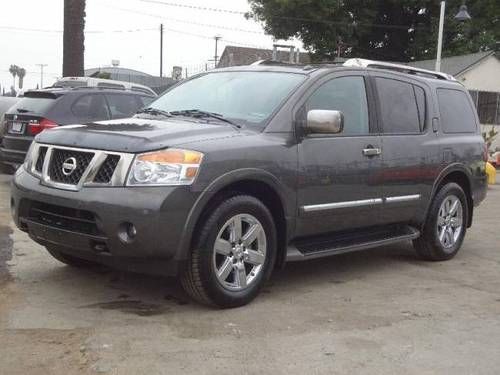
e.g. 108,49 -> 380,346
0,0 -> 303,92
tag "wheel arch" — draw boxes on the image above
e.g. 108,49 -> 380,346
425,165 -> 474,228
176,168 -> 293,268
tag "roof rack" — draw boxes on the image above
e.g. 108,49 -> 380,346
343,58 -> 456,81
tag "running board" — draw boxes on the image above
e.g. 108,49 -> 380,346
286,225 -> 420,262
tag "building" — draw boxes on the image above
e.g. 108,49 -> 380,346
217,45 -> 311,68
409,51 -> 500,149
84,66 -> 175,94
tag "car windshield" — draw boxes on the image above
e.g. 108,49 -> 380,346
148,71 -> 305,127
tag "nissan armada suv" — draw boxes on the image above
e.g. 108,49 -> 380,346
10,59 -> 488,308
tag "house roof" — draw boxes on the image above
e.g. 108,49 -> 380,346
408,50 -> 496,76
217,46 -> 311,68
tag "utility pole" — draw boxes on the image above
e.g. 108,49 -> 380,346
36,64 -> 48,88
214,35 -> 222,67
160,23 -> 164,77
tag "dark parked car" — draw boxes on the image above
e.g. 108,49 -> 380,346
11,60 -> 488,307
0,87 -> 156,171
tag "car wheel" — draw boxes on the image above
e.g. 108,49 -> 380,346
181,195 -> 277,308
413,182 -> 468,261
46,247 -> 98,268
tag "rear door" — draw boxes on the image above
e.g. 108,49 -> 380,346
296,72 -> 384,237
370,73 -> 440,224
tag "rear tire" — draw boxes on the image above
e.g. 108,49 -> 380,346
181,195 -> 277,308
413,182 -> 468,261
46,247 -> 97,268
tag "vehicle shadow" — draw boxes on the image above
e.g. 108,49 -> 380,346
36,240 -> 425,314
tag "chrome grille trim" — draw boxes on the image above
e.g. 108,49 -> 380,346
28,143 -> 134,191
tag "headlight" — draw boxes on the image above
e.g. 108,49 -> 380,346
127,148 -> 204,186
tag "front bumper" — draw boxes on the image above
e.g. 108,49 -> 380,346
11,168 -> 200,276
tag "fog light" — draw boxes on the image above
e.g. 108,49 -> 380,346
118,222 -> 137,244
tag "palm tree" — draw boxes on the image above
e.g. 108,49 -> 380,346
9,64 -> 18,89
17,68 -> 26,89
63,0 -> 86,77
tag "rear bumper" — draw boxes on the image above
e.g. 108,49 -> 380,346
11,168 -> 200,276
0,146 -> 26,167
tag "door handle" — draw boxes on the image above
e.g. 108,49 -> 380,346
362,147 -> 381,157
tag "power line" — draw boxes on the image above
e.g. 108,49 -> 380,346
137,0 -> 428,32
139,0 -> 246,15
0,26 -> 157,34
103,5 -> 265,35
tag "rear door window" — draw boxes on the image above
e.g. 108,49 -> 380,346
437,88 -> 477,133
105,94 -> 142,119
375,77 -> 421,134
71,94 -> 110,122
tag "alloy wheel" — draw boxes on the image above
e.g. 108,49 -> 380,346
212,214 -> 267,291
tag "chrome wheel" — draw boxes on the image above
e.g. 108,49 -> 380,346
213,214 -> 267,291
437,195 -> 463,250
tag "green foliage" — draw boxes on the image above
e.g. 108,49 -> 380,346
247,0 -> 500,61
483,127 -> 499,152
90,71 -> 112,79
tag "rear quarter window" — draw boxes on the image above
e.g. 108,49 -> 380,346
437,88 -> 477,133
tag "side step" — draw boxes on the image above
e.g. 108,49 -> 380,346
286,225 -> 420,262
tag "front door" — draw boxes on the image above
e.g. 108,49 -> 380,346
296,73 -> 384,237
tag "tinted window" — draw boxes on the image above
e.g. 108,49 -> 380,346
71,94 -> 109,122
106,94 -> 142,119
307,76 -> 369,135
7,97 -> 56,115
375,78 -> 420,134
437,89 -> 477,133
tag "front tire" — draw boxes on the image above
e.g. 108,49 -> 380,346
413,183 -> 468,261
181,195 -> 277,308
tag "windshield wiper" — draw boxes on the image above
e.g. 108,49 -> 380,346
169,109 -> 241,128
136,107 -> 173,117
16,108 -> 30,113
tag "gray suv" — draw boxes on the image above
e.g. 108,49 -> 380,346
10,60 -> 488,307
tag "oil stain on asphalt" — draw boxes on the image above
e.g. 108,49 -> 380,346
81,300 -> 169,316
0,225 -> 13,283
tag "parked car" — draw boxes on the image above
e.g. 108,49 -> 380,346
53,76 -> 157,97
11,59 -> 487,308
0,87 -> 155,171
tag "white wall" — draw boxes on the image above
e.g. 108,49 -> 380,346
457,55 -> 500,92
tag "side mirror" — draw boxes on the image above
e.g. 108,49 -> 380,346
306,110 -> 344,134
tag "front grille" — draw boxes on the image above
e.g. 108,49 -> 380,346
93,154 -> 120,183
28,201 -> 100,236
35,146 -> 47,173
48,149 -> 94,185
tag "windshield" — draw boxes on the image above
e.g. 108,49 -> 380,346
148,71 -> 305,127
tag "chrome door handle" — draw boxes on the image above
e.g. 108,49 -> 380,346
362,147 -> 381,157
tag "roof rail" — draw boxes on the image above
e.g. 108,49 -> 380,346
343,58 -> 456,81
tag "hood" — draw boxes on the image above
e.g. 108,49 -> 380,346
35,117 -> 244,153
